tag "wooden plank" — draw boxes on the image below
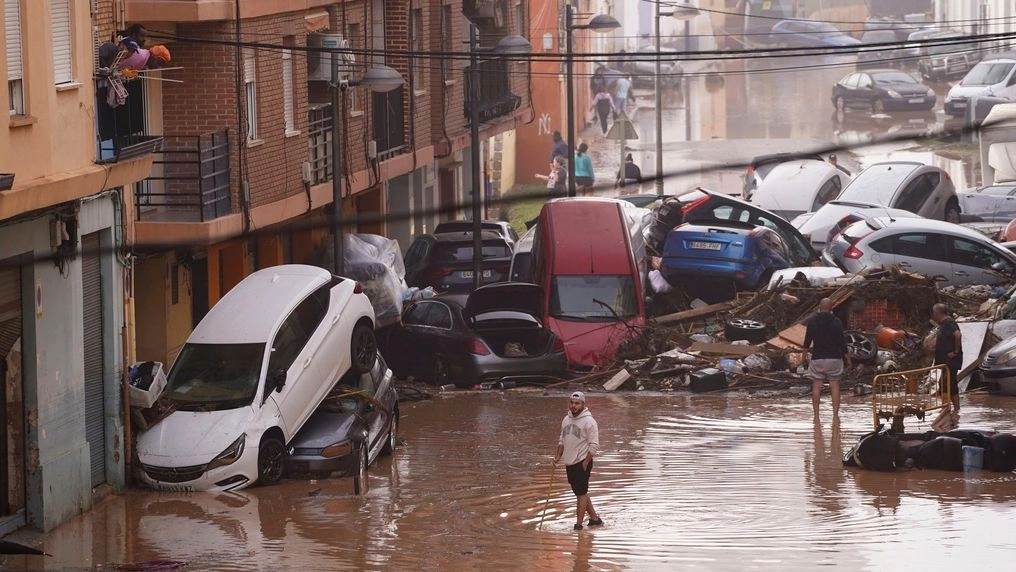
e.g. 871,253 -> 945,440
603,370 -> 632,392
778,324 -> 809,347
687,341 -> 758,357
766,336 -> 802,350
656,302 -> 734,325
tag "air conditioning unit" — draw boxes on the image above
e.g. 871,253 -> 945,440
308,33 -> 356,82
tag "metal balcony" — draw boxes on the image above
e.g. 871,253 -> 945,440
134,130 -> 232,222
464,59 -> 521,124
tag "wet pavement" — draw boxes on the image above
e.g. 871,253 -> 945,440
582,53 -> 974,198
5,392 -> 1016,570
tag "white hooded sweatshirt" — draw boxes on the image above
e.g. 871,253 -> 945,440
559,408 -> 599,466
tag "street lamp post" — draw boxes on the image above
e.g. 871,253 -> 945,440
564,6 -> 620,198
468,26 -> 532,290
331,64 -> 404,276
654,1 -> 699,195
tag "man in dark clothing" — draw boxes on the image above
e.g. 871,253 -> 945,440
550,131 -> 569,163
616,154 -> 642,190
932,303 -> 963,414
804,298 -> 851,419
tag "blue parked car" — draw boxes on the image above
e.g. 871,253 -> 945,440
660,221 -> 793,303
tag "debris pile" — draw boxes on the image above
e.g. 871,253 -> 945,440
570,266 -> 1015,395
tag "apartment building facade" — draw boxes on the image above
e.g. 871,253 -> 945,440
1,0 -> 159,533
119,0 -> 532,384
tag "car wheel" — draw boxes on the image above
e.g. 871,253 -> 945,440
834,96 -> 845,112
257,436 -> 285,487
725,317 -> 768,344
872,99 -> 885,114
353,444 -> 369,495
944,200 -> 961,223
382,410 -> 399,456
350,323 -> 377,374
846,331 -> 876,363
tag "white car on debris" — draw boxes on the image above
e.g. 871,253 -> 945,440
137,265 -> 377,492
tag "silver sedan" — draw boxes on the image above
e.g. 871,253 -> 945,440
823,217 -> 1016,287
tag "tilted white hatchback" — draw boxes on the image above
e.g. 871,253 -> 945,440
137,265 -> 377,492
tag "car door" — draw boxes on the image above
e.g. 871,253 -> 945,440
744,208 -> 818,266
892,172 -> 940,216
266,289 -> 329,438
386,301 -> 435,377
360,357 -> 389,458
947,236 -> 1016,285
855,73 -> 874,107
875,232 -> 951,281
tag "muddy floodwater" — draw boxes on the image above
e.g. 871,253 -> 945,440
4,393 -> 1016,571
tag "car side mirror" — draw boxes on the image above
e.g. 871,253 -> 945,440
269,369 -> 287,392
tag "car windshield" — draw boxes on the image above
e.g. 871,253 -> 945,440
841,163 -> 920,205
962,62 -> 1015,86
163,343 -> 265,411
433,241 -> 510,262
873,72 -> 918,84
549,275 -> 638,321
927,35 -> 963,55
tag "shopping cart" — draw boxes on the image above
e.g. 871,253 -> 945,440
871,364 -> 952,432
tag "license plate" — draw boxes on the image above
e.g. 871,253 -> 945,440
690,241 -> 722,251
908,98 -> 923,103
461,270 -> 493,279
953,101 -> 967,108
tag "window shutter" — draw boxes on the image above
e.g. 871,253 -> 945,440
282,49 -> 294,131
243,50 -> 255,82
51,0 -> 73,84
4,0 -> 22,81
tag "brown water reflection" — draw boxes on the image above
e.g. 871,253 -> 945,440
4,393 -> 1016,571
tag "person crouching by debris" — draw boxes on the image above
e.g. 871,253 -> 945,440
554,392 -> 602,531
932,303 -> 962,417
804,298 -> 851,419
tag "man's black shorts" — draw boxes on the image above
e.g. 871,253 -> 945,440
566,459 -> 593,496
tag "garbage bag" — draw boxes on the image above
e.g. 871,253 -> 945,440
343,234 -> 408,326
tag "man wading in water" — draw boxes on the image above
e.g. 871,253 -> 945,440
554,392 -> 602,530
804,298 -> 851,419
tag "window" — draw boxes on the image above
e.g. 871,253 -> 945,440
812,178 -> 842,211
842,74 -> 859,88
5,0 -> 24,114
515,1 -> 525,36
282,39 -> 295,133
403,302 -> 431,325
873,233 -> 945,261
422,302 -> 453,329
894,173 -> 938,213
164,343 -> 267,411
347,24 -> 360,114
243,49 -> 258,141
50,0 -> 72,84
549,275 -> 638,320
857,74 -> 872,88
950,237 -> 1011,272
410,9 -> 423,89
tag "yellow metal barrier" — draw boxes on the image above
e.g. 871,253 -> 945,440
871,364 -> 951,431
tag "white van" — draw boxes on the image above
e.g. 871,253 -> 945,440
945,57 -> 1016,117
137,265 -> 377,492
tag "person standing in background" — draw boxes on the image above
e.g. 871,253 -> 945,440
574,143 -> 595,196
590,87 -> 616,136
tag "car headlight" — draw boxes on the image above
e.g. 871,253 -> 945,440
999,348 -> 1016,365
926,88 -> 935,96
207,435 -> 246,470
887,90 -> 902,98
321,440 -> 353,458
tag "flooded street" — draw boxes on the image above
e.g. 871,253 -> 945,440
5,393 -> 1016,571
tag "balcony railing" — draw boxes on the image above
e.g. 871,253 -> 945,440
373,89 -> 406,160
95,76 -> 163,164
307,104 -> 333,185
134,130 -> 232,222
464,59 -> 521,124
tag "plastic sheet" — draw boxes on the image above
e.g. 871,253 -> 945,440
343,234 -> 408,327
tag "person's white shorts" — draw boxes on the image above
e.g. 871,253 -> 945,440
809,358 -> 844,382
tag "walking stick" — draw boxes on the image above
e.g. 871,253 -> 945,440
538,461 -> 557,531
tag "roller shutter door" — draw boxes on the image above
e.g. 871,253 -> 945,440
82,233 -> 106,487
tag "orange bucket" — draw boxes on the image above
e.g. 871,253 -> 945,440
876,327 -> 905,349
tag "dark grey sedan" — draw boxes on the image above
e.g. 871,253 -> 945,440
380,283 -> 568,388
832,70 -> 936,113
284,353 -> 398,486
